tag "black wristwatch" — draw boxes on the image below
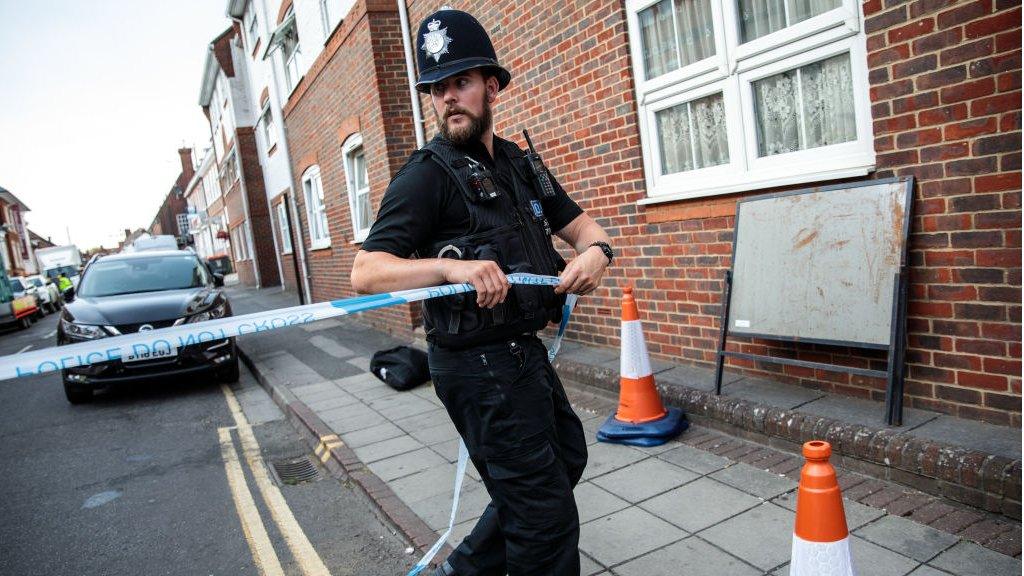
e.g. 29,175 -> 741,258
589,241 -> 614,265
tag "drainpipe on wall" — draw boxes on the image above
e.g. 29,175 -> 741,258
397,0 -> 425,148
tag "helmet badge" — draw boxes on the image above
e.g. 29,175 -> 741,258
421,19 -> 452,63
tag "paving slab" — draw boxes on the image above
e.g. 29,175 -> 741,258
338,422 -> 406,448
907,566 -> 954,576
334,371 -> 382,392
854,514 -> 959,563
615,536 -> 761,576
412,481 -> 492,530
640,477 -> 762,533
722,377 -> 826,410
656,364 -> 725,392
323,409 -> 383,434
291,381 -> 342,398
300,318 -> 344,332
910,416 -> 1022,461
699,502 -> 795,571
368,447 -> 448,482
304,391 -> 361,412
347,356 -> 371,372
352,435 -> 424,464
710,462 -> 798,500
429,438 -> 462,464
581,442 -> 648,480
574,482 -> 631,524
797,394 -> 938,429
307,334 -> 355,358
928,541 -> 1023,576
389,463 -> 467,505
591,458 -> 699,503
370,393 -> 439,421
409,420 -> 460,447
773,492 -> 885,531
579,506 -> 687,567
657,444 -> 731,475
580,553 -> 605,576
394,407 -> 450,432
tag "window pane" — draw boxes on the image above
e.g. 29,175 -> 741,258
639,0 -> 678,79
656,92 -> 728,175
356,192 -> 371,231
674,0 -> 715,68
754,53 -> 855,157
739,0 -> 840,42
801,53 -> 856,148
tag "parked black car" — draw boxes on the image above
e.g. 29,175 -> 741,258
57,250 -> 238,404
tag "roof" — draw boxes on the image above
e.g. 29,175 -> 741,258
198,27 -> 235,107
0,186 -> 30,211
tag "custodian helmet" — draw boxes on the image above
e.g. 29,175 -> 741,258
414,9 -> 511,93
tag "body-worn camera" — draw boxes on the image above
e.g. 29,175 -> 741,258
463,156 -> 499,202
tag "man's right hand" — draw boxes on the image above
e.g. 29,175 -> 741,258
440,259 -> 510,309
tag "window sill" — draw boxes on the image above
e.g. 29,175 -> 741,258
350,231 -> 369,245
638,163 -> 875,206
309,242 -> 331,252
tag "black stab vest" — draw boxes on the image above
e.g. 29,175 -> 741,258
413,136 -> 566,349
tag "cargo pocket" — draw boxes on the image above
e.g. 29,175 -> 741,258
485,441 -> 556,480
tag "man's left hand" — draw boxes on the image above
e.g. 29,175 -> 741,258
555,246 -> 609,295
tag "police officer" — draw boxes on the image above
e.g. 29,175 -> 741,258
351,8 -> 614,575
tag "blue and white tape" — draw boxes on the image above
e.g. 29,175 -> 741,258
0,273 -> 562,382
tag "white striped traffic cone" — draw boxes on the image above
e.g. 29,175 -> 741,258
790,440 -> 855,576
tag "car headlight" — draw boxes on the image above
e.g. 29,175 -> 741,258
186,302 -> 228,324
60,318 -> 108,340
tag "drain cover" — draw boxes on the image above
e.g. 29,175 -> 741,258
271,456 -> 321,485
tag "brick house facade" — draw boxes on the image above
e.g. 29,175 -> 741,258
200,26 -> 282,288
275,0 -> 1020,425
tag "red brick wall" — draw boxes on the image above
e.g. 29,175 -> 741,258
282,1 -> 420,338
284,0 -> 1019,424
270,195 -> 301,293
236,127 -> 281,288
406,0 -> 1023,425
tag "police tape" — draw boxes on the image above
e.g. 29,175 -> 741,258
0,273 -> 563,382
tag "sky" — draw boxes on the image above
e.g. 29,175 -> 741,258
0,0 -> 231,250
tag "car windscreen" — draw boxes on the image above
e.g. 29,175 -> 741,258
77,255 -> 210,297
9,279 -> 24,292
28,277 -> 45,288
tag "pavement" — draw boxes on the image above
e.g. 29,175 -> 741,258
227,284 -> 1022,575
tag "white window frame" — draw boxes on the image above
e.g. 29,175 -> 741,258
245,8 -> 260,49
319,0 -> 331,38
625,0 -> 873,204
258,105 -> 277,152
276,201 -> 293,254
341,134 -> 372,243
302,166 -> 331,250
231,226 -> 249,261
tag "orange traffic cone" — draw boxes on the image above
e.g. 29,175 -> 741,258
596,286 -> 687,447
790,441 -> 854,576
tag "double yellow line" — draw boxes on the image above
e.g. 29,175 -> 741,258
218,383 -> 332,576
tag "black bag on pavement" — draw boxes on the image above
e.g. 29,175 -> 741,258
370,346 -> 430,391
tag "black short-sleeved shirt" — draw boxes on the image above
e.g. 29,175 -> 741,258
361,136 -> 582,259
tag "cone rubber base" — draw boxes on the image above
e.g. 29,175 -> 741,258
596,407 -> 688,446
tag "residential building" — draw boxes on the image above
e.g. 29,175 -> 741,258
148,148 -> 194,245
185,146 -> 233,261
0,186 -> 35,276
199,26 -> 282,288
227,0 -> 311,296
258,1 -> 1019,425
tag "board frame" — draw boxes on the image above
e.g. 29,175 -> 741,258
713,176 -> 915,425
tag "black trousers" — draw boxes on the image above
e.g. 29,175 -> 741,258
428,335 -> 588,576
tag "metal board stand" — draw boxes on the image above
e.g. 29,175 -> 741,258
713,177 -> 914,426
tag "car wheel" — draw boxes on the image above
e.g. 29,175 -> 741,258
63,380 -> 93,404
218,357 -> 240,383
